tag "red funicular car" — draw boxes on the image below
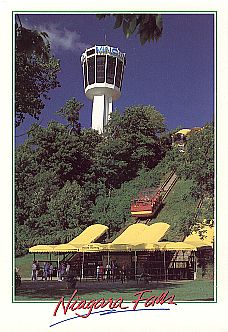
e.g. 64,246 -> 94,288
130,188 -> 163,218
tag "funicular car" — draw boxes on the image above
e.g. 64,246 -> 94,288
130,188 -> 163,218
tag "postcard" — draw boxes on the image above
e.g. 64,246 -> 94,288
1,0 -> 228,331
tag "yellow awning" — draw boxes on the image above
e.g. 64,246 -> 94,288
175,129 -> 191,136
53,243 -> 81,252
101,243 -> 134,252
81,241 -> 197,252
29,224 -> 109,253
79,243 -> 104,252
29,244 -> 57,253
112,223 -> 148,244
68,224 -> 108,245
184,225 -> 214,248
133,241 -> 196,251
137,223 -> 170,243
111,222 -> 170,245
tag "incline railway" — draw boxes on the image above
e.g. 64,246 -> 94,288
131,171 -> 178,224
131,127 -> 202,223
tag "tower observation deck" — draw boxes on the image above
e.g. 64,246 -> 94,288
81,45 -> 126,133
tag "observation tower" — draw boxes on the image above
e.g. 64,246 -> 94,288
81,45 -> 126,133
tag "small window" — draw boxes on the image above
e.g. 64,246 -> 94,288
87,49 -> 95,57
87,56 -> 95,85
106,56 -> 116,84
96,55 -> 106,83
115,59 -> 123,88
83,62 -> 88,88
120,65 -> 125,89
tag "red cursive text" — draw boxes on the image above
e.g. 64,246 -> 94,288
53,289 -> 176,319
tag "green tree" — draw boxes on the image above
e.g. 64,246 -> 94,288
24,122 -> 94,185
15,141 -> 40,226
181,123 -> 214,198
96,14 -> 163,45
15,166 -> 62,256
39,181 -> 92,243
15,22 -> 61,126
57,98 -> 84,134
182,124 -> 214,223
93,105 -> 166,189
15,179 -> 91,254
158,123 -> 214,226
15,122 -> 104,255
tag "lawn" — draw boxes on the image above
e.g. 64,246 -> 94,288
14,279 -> 214,302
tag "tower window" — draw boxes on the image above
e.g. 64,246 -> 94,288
120,66 -> 125,89
115,59 -> 123,88
96,55 -> 106,83
83,62 -> 88,88
106,56 -> 116,84
87,56 -> 95,85
87,48 -> 95,57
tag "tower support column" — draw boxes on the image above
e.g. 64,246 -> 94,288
92,95 -> 105,133
92,95 -> 112,133
104,95 -> 112,130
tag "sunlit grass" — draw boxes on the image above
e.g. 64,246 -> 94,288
15,279 -> 214,302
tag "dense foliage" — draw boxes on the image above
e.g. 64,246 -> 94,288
93,105 -> 166,188
158,123 -> 214,226
96,14 -> 163,45
15,23 -> 61,127
56,98 -> 83,134
15,104 -> 214,256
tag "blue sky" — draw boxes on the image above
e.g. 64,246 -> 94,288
15,13 -> 214,145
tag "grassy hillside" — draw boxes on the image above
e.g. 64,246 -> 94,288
152,179 -> 197,241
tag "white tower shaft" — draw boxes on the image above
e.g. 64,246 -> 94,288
92,95 -> 112,133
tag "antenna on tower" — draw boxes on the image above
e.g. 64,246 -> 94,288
104,33 -> 107,45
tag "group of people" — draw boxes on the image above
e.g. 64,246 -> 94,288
96,262 -> 127,283
42,261 -> 54,281
31,260 -> 54,281
31,259 -> 128,283
31,260 -> 71,281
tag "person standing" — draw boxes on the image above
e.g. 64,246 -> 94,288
96,264 -> 100,281
43,262 -> 50,281
105,263 -> 111,281
66,263 -> 70,275
57,265 -> 61,281
31,261 -> 36,281
60,262 -> 66,280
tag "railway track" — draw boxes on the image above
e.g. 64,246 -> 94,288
135,218 -> 150,224
161,171 -> 178,201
